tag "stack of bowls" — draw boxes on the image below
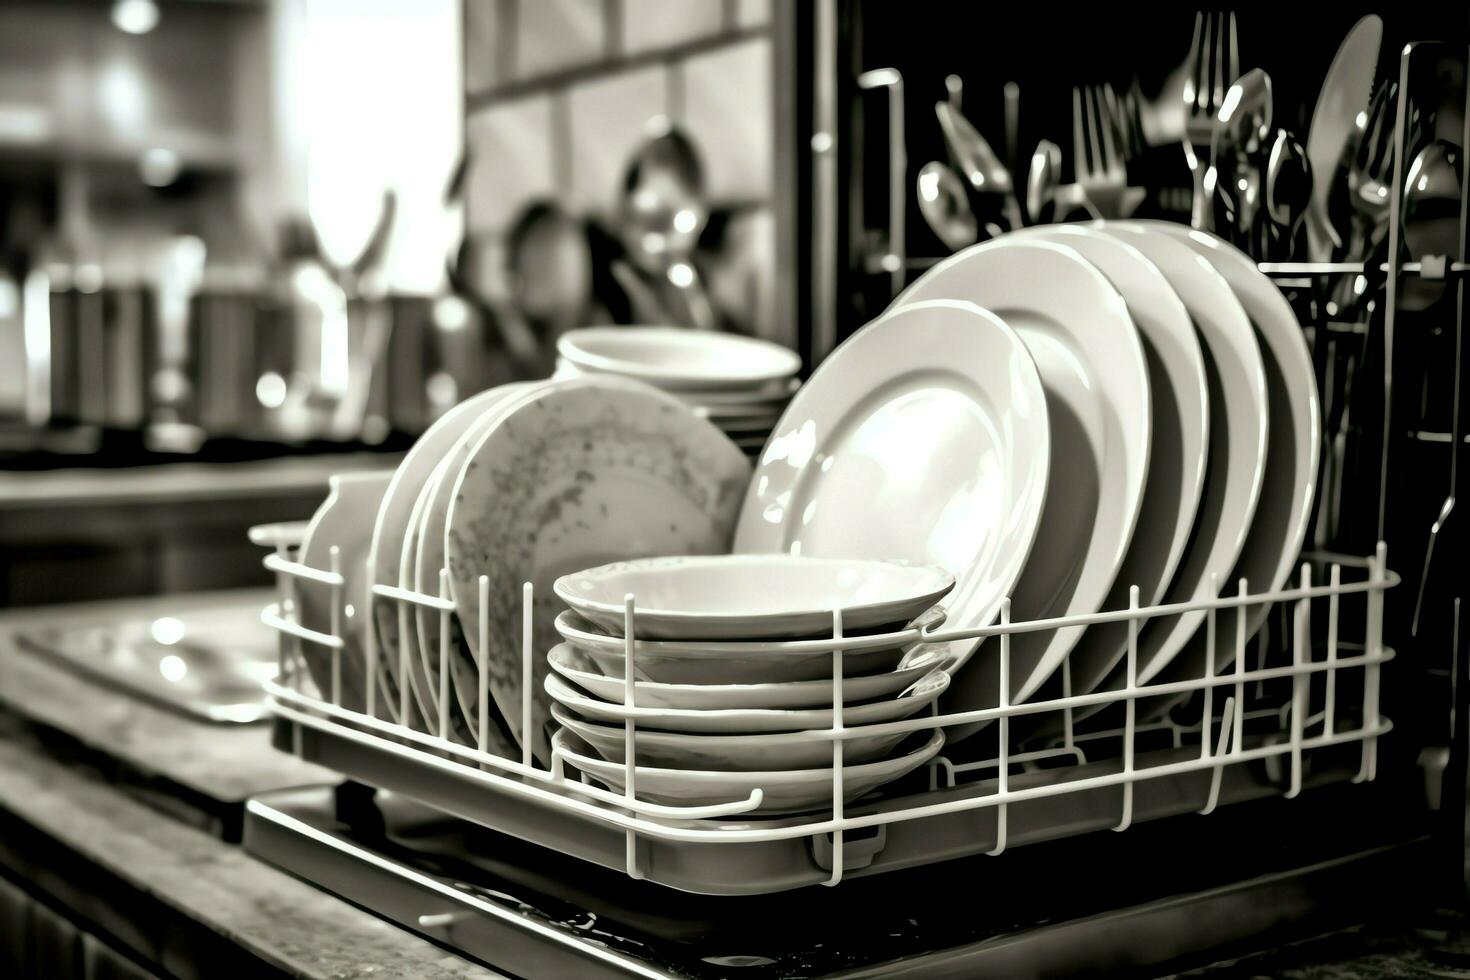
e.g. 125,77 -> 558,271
546,554 -> 954,815
554,327 -> 801,458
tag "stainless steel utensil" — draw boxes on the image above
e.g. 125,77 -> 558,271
1026,139 -> 1062,224
1346,81 -> 1403,259
1304,15 -> 1382,261
1211,68 -> 1273,247
1401,140 -> 1462,312
1265,128 -> 1312,259
1073,84 -> 1145,219
935,95 -> 1023,230
1182,10 -> 1239,230
917,161 -> 978,251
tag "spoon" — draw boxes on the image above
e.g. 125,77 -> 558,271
1264,128 -> 1311,259
1211,69 -> 1274,248
935,98 -> 1023,230
1025,139 -> 1061,224
1402,140 -> 1462,311
916,161 -> 978,251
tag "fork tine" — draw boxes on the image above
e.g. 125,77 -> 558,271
1226,12 -> 1239,94
1085,87 -> 1102,178
1072,86 -> 1089,179
1098,84 -> 1120,173
1186,11 -> 1205,110
1194,12 -> 1211,111
1210,12 -> 1226,111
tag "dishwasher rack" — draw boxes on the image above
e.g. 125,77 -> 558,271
253,521 -> 1398,896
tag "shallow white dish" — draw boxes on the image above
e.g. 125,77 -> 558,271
1013,225 -> 1210,699
734,298 -> 1049,740
544,669 -> 949,734
1143,222 -> 1319,683
553,727 -> 945,814
369,385 -> 529,728
298,471 -> 392,714
557,327 -> 801,391
551,703 -> 912,769
445,376 -> 751,766
1095,223 -> 1268,685
553,606 -> 944,685
547,642 -> 946,710
891,240 -> 1150,737
554,555 -> 953,641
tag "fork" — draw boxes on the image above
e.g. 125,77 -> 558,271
1183,11 -> 1239,230
1072,84 -> 1145,219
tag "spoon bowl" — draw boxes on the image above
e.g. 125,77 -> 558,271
917,161 -> 978,250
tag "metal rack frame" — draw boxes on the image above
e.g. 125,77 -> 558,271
253,519 -> 1397,894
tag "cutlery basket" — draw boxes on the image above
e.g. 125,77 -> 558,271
252,521 -> 1398,896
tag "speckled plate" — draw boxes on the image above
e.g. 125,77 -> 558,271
553,727 -> 945,814
445,376 -> 751,766
369,385 -> 529,729
412,383 -> 538,753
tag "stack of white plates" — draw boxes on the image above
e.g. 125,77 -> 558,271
733,221 -> 1319,742
545,554 -> 953,813
554,327 -> 801,458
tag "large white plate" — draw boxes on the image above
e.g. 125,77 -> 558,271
445,376 -> 750,766
1094,222 -> 1269,685
412,383 -> 538,753
891,240 -> 1151,737
298,471 -> 392,714
732,298 -> 1050,739
1013,225 -> 1210,698
1143,222 -> 1319,684
369,386 -> 527,727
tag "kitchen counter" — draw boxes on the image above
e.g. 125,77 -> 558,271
0,452 -> 400,606
0,732 -> 501,979
0,589 -> 330,835
0,589 -> 501,978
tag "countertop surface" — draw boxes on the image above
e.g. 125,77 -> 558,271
0,452 -> 399,511
0,589 -> 502,978
0,588 -> 331,807
0,733 -> 501,980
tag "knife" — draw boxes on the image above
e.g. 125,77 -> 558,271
1304,14 -> 1382,262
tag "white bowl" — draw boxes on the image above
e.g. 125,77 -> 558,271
548,642 -> 947,710
553,606 -> 945,685
553,727 -> 945,813
553,554 -> 954,640
556,327 -> 801,391
544,669 -> 949,734
550,704 -> 913,769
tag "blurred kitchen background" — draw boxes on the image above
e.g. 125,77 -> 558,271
0,0 -> 785,606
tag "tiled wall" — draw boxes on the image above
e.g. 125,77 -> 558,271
460,0 -> 780,341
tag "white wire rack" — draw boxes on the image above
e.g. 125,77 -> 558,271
252,520 -> 1398,894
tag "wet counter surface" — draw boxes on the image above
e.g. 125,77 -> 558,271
0,589 -> 500,979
